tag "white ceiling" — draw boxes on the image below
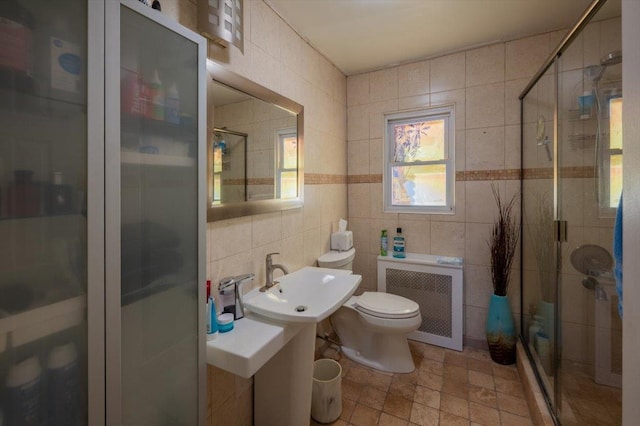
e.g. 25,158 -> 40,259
267,0 -> 621,75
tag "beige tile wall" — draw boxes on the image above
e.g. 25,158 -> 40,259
163,1 -> 347,424
345,35 -> 552,348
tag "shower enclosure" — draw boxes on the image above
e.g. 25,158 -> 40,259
520,0 -> 622,424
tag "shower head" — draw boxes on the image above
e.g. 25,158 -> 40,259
601,50 -> 622,67
588,51 -> 623,83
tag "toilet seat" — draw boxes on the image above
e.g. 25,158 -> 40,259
355,292 -> 419,319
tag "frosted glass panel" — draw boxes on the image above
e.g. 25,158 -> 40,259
0,0 -> 88,424
120,6 -> 199,425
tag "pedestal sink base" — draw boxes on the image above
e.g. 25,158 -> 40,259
255,323 -> 316,425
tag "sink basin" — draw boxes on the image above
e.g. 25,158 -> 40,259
242,266 -> 361,323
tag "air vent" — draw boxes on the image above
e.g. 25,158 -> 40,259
378,254 -> 463,351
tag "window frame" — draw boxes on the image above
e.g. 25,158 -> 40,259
599,96 -> 623,217
275,127 -> 298,199
383,104 -> 456,214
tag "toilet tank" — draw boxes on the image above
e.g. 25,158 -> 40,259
317,248 -> 356,270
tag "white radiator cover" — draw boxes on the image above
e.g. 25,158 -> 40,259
377,254 -> 463,351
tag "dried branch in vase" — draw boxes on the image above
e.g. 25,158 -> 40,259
488,184 -> 520,297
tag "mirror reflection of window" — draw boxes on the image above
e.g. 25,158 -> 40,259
212,136 -> 223,205
276,128 -> 298,199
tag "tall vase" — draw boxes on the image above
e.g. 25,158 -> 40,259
486,294 -> 516,365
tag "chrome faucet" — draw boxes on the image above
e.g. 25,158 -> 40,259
219,273 -> 254,319
261,252 -> 289,292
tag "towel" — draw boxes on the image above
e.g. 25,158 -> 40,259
613,194 -> 623,318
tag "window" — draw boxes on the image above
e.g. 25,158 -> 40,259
276,128 -> 298,199
384,105 -> 455,214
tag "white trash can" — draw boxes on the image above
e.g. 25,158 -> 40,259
311,358 -> 342,424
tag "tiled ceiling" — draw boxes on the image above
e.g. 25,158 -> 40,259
266,0 -> 621,75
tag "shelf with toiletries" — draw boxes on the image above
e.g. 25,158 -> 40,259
0,294 -> 86,349
0,87 -> 86,120
120,110 -> 196,139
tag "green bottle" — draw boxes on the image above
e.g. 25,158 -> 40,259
380,229 -> 388,256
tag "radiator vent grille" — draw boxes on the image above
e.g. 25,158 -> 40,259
378,255 -> 463,351
386,268 -> 452,338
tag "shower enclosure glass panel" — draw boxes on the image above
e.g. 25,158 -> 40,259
521,65 -> 558,409
521,1 -> 622,424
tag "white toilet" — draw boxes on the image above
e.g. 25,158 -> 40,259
317,248 -> 422,373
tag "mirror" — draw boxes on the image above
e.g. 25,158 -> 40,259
207,62 -> 303,221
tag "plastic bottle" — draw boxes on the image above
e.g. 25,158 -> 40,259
47,343 -> 81,425
393,227 -> 406,258
148,69 -> 165,121
0,0 -> 35,93
5,356 -> 42,426
34,18 -> 83,104
206,280 -> 218,340
165,82 -> 180,124
380,229 -> 388,256
528,315 -> 542,348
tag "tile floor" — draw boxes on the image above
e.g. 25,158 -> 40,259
311,340 -> 533,426
558,364 -> 622,426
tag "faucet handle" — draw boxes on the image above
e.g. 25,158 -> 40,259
219,276 -> 235,290
267,252 -> 280,257
266,252 -> 280,262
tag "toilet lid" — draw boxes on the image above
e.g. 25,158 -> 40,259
318,248 -> 355,264
355,292 -> 419,319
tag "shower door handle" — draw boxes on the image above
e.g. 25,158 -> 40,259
554,220 -> 568,242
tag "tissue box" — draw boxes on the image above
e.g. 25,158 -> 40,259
331,231 -> 353,251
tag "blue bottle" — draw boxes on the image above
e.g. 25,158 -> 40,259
393,227 -> 406,258
206,280 -> 219,340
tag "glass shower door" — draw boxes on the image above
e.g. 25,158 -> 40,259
556,14 -> 622,424
521,62 -> 560,410
522,8 -> 623,423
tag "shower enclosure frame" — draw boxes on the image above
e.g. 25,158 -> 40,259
518,0 -> 612,422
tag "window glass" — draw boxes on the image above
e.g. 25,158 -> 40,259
391,164 -> 446,206
384,106 -> 455,214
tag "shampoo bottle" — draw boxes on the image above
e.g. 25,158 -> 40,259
380,229 -> 388,256
206,280 -> 218,340
5,356 -> 42,426
47,343 -> 81,425
393,227 -> 406,258
149,69 -> 165,121
165,82 -> 180,124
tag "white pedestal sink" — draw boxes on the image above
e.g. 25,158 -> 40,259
242,267 -> 361,426
242,266 -> 360,323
